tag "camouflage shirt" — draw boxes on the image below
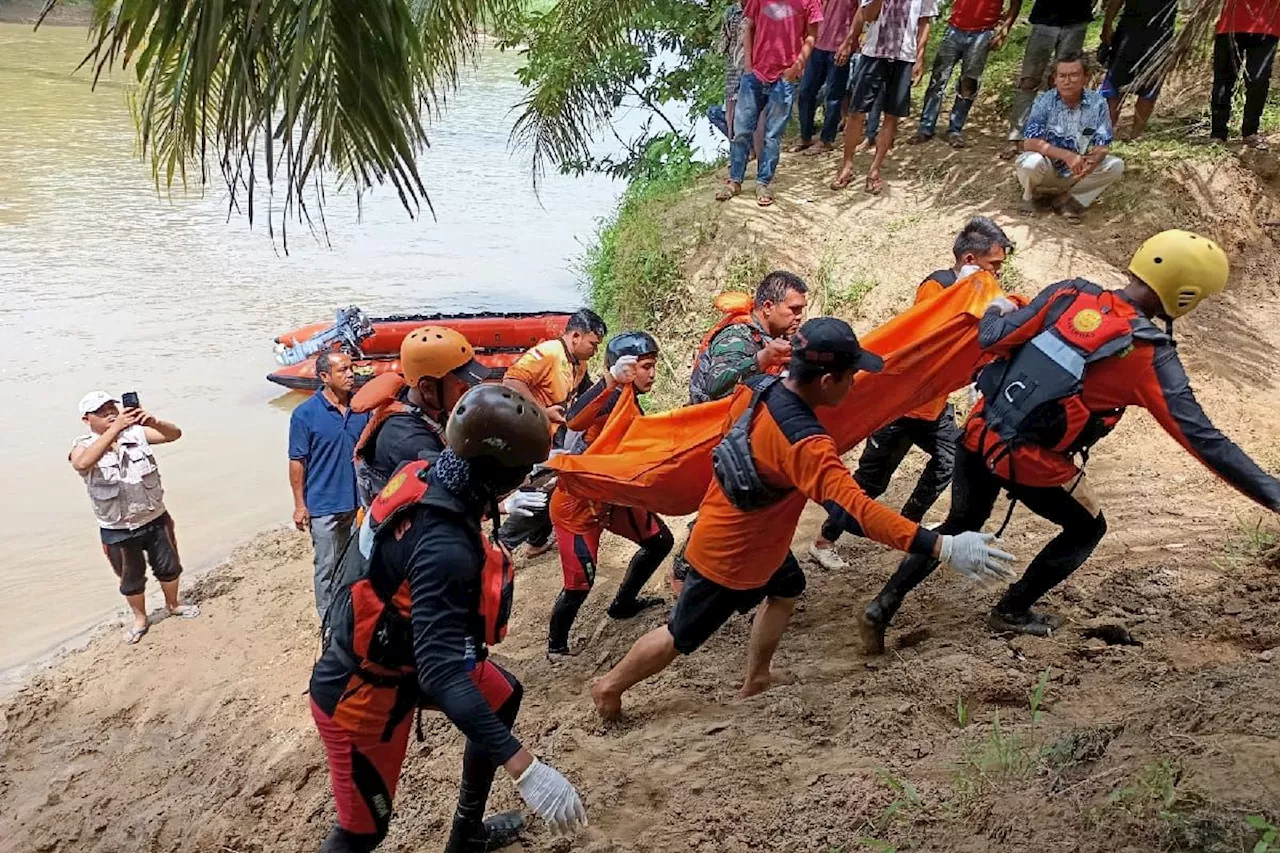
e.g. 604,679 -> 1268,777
688,318 -> 770,404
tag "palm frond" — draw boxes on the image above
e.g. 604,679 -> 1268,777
1131,0 -> 1223,92
507,0 -> 692,187
40,0 -> 516,246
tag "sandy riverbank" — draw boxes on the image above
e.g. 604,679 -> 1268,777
4,101 -> 1280,851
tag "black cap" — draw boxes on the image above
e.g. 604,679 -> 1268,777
790,317 -> 883,374
450,358 -> 490,387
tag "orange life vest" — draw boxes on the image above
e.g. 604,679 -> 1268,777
692,291 -> 759,366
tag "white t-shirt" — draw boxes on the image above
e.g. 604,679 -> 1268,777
860,0 -> 940,63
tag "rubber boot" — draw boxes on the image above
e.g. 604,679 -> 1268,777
987,607 -> 1064,637
442,811 -> 524,853
859,592 -> 902,656
319,826 -> 382,853
547,588 -> 589,656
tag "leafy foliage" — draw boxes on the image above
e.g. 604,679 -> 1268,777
41,0 -> 516,247
503,0 -> 726,182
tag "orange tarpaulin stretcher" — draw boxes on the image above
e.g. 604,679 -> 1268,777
547,272 -> 1009,516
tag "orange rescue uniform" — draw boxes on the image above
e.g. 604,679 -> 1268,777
685,379 -> 940,591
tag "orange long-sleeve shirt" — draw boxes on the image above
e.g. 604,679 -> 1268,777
685,380 -> 939,590
965,280 -> 1280,511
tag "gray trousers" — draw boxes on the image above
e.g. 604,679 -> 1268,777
1015,152 -> 1125,207
1008,22 -> 1089,140
310,510 -> 357,620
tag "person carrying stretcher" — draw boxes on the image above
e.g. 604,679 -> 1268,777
310,385 -> 587,853
591,318 -> 1017,719
809,216 -> 1015,569
547,332 -> 675,659
859,230 -> 1280,653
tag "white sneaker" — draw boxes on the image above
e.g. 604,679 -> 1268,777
807,544 -> 848,570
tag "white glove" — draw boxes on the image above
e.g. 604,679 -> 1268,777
989,296 -> 1018,316
504,490 -> 549,518
938,531 -> 1016,582
609,354 -> 639,384
965,384 -> 981,409
515,759 -> 588,835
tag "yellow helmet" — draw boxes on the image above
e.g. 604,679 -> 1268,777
400,326 -> 487,387
1128,230 -> 1229,319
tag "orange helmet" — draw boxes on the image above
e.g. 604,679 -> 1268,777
400,326 -> 487,387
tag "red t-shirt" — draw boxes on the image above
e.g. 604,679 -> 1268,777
746,0 -> 825,83
949,0 -> 1006,31
1217,0 -> 1280,36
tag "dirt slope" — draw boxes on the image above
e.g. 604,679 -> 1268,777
3,138 -> 1280,853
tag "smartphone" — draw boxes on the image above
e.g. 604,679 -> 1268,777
121,391 -> 140,410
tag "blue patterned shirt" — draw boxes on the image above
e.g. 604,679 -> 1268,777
1023,89 -> 1114,177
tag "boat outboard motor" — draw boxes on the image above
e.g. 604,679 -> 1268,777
274,306 -> 375,365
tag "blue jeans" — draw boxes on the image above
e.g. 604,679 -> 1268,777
919,26 -> 996,137
797,49 -> 851,144
730,73 -> 796,186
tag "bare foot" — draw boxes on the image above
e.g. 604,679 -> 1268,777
591,679 -> 622,720
738,670 -> 795,699
803,141 -> 834,156
787,141 -> 812,154
524,540 -> 555,559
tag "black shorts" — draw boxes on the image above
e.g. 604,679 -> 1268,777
667,553 -> 807,655
849,56 -> 914,118
101,513 -> 183,596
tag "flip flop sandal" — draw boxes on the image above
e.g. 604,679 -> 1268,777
125,624 -> 149,645
829,173 -> 854,191
756,187 -> 775,206
169,604 -> 201,619
864,175 -> 884,195
787,142 -> 812,153
715,182 -> 742,202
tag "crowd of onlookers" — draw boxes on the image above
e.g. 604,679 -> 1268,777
712,0 -> 1279,222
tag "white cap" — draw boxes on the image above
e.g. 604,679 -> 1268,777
78,391 -> 117,416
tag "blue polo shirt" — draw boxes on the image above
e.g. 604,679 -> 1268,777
288,393 -> 371,517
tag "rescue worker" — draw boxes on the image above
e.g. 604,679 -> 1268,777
810,217 -> 1015,569
499,308 -> 608,556
547,332 -> 675,659
310,385 -> 588,853
591,318 -> 1016,719
352,326 -> 488,507
674,271 -> 809,591
688,270 -> 808,405
860,230 -> 1280,653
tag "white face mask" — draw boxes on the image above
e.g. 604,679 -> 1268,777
957,263 -> 983,280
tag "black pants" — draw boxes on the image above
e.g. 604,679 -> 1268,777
455,666 -> 523,832
821,407 -> 960,542
1212,32 -> 1279,139
497,502 -> 552,549
871,444 -> 1107,621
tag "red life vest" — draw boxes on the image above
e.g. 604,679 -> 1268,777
974,281 -> 1135,469
330,460 -> 515,702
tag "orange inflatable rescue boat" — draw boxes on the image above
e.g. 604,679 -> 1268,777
266,307 -> 571,392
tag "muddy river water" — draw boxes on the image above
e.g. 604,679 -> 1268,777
0,22 -> 622,680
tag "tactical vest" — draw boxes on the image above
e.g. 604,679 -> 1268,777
974,280 -> 1161,468
75,426 -> 167,529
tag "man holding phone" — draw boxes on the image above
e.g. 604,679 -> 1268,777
70,390 -> 197,645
